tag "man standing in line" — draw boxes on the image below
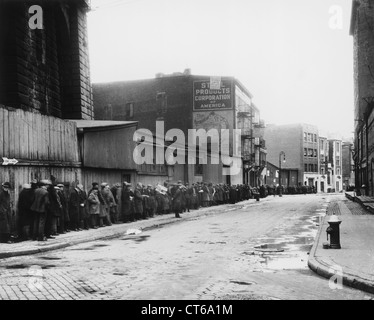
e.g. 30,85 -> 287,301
30,180 -> 51,241
0,182 -> 13,244
134,183 -> 144,221
56,184 -> 68,234
172,182 -> 183,218
69,183 -> 82,231
17,183 -> 35,241
121,182 -> 133,222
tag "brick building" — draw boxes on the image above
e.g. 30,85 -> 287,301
328,139 -> 343,192
350,0 -> 374,196
0,0 -> 93,119
0,0 -> 126,235
342,140 -> 355,190
93,71 -> 267,186
264,123 -> 320,190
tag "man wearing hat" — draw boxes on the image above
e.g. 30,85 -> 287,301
0,182 -> 13,243
133,182 -> 144,221
17,183 -> 35,240
30,180 -> 51,241
56,184 -> 68,234
171,181 -> 182,218
68,183 -> 84,231
121,182 -> 134,222
99,183 -> 113,227
110,183 -> 121,223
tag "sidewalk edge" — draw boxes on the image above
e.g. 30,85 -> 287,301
308,204 -> 374,295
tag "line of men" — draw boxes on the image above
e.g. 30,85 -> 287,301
0,179 -> 260,244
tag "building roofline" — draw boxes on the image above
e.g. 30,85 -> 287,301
68,120 -> 138,132
93,74 -> 254,99
349,0 -> 360,36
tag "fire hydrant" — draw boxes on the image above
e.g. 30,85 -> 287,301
326,215 -> 342,249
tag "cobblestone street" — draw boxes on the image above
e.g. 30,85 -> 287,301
0,194 -> 372,300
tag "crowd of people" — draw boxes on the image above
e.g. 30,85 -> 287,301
0,179 -> 318,244
0,180 -> 265,244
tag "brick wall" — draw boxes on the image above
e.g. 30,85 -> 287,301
93,76 -> 194,134
351,0 -> 374,194
0,0 -> 93,119
352,0 -> 374,126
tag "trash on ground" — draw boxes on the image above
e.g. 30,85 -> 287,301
125,228 -> 142,235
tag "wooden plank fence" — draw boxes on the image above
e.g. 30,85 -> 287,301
0,105 -> 82,231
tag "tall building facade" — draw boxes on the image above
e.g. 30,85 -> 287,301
264,123 -> 320,191
328,139 -> 343,192
0,0 -> 99,228
0,0 -> 93,119
93,72 -> 267,186
350,0 -> 374,196
342,140 -> 355,190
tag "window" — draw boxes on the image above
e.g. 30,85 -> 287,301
308,148 -> 313,157
313,149 -> 317,157
336,142 -> 340,152
125,102 -> 134,118
337,168 -> 341,175
304,164 -> 308,172
156,92 -> 167,113
195,164 -> 203,175
314,164 -> 318,172
336,159 -> 340,167
314,134 -> 317,143
321,167 -> 325,175
304,148 -> 307,156
304,132 -> 307,142
320,140 -> 324,149
308,133 -> 312,142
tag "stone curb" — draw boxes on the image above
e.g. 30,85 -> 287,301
308,202 -> 374,295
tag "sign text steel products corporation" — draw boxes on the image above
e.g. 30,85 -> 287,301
193,79 -> 232,111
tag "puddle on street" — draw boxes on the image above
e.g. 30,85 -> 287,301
245,209 -> 323,271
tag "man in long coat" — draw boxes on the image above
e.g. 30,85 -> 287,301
18,183 -> 35,240
56,184 -> 68,234
0,182 -> 13,243
121,182 -> 134,222
134,183 -> 144,221
69,184 -> 83,231
172,183 -> 183,218
30,180 -> 51,241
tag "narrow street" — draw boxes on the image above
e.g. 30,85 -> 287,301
0,194 -> 372,300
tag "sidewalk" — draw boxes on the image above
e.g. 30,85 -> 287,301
0,199 -> 255,260
308,193 -> 374,294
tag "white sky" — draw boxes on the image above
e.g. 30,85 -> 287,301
87,0 -> 354,140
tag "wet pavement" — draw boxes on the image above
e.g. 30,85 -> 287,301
0,194 -> 372,300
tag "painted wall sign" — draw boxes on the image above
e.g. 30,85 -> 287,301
193,79 -> 232,111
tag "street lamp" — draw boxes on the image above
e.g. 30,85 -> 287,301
279,151 -> 286,197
